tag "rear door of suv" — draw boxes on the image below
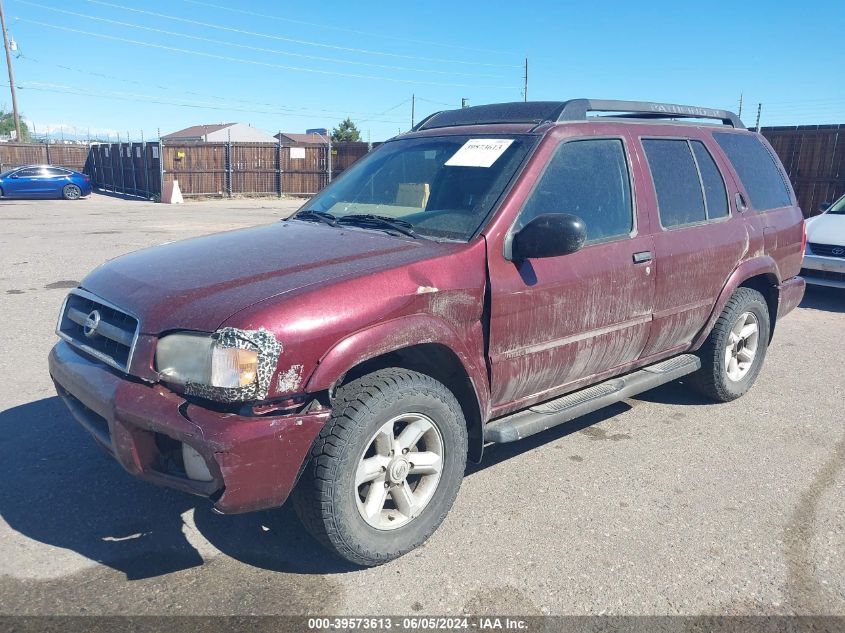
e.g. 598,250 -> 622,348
635,131 -> 747,356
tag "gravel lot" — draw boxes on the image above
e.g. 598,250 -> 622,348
0,193 -> 842,616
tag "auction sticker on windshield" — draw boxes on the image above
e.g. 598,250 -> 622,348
445,138 -> 514,168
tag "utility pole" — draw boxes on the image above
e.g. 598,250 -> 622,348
738,92 -> 743,118
0,0 -> 21,141
755,103 -> 762,132
523,57 -> 528,102
411,93 -> 415,129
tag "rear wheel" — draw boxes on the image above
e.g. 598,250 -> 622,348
62,184 -> 81,200
292,368 -> 467,566
689,287 -> 771,402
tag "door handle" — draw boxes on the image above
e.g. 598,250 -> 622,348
633,251 -> 653,264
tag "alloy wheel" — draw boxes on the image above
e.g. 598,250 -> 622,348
724,311 -> 759,382
355,413 -> 444,530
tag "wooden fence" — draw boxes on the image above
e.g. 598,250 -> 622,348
0,140 -> 374,199
0,143 -> 88,173
759,125 -> 845,217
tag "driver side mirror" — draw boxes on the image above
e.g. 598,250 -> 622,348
819,201 -> 832,213
511,213 -> 587,261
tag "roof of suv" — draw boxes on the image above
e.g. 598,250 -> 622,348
413,99 -> 745,133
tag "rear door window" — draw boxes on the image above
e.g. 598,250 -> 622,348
642,139 -> 706,227
519,138 -> 633,243
713,132 -> 791,211
691,141 -> 729,219
43,167 -> 70,177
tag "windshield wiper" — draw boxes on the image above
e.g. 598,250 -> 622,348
336,214 -> 421,239
290,209 -> 338,227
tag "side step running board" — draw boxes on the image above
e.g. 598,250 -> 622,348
484,354 -> 701,443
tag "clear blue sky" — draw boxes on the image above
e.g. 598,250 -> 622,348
5,0 -> 845,141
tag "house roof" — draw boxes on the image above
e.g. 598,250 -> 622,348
161,123 -> 235,140
275,132 -> 329,145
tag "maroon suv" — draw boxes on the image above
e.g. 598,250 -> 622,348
49,100 -> 806,566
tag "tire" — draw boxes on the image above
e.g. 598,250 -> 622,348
292,368 -> 468,566
689,287 -> 771,402
62,184 -> 81,200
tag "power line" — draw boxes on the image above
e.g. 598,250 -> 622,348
84,0 -> 521,69
16,53 -> 432,120
15,18 -> 519,90
179,0 -> 519,57
416,96 -> 459,108
10,81 -> 409,123
18,1 -> 507,79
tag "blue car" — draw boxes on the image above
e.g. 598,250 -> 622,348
0,164 -> 93,200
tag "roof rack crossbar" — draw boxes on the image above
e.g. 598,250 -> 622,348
558,99 -> 745,128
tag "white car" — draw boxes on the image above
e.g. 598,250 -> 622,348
802,194 -> 845,288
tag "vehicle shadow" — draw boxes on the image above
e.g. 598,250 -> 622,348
0,397 -> 356,580
1,383 -> 696,578
800,285 -> 845,313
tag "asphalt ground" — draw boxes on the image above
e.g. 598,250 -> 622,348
0,193 -> 842,617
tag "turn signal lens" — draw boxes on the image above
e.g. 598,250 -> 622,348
210,347 -> 258,388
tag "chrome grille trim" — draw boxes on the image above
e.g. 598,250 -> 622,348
56,288 -> 140,373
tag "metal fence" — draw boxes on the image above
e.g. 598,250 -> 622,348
759,125 -> 845,217
87,142 -> 161,198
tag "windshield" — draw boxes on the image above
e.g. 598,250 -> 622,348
299,135 -> 534,240
828,196 -> 845,215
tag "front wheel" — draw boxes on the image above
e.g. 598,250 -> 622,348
292,368 -> 467,566
689,287 -> 771,402
62,184 -> 82,200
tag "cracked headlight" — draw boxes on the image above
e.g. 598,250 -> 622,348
155,332 -> 258,388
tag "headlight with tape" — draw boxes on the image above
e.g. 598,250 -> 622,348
155,327 -> 282,402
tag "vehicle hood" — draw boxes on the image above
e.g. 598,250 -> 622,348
806,213 -> 845,247
81,220 -> 451,333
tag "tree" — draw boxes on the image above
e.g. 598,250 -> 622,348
330,117 -> 361,143
0,109 -> 31,141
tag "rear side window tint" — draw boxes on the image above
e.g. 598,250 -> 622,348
713,132 -> 791,211
691,141 -> 728,219
643,139 -> 706,227
519,139 -> 633,243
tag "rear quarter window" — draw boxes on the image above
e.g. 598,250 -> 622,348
713,132 -> 792,211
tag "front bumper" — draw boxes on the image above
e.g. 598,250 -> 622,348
802,254 -> 845,288
48,340 -> 329,514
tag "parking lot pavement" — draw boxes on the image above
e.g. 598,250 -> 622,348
0,193 -> 842,616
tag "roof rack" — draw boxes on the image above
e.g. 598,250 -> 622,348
413,99 -> 745,131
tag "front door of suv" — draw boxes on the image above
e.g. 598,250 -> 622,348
487,135 -> 655,411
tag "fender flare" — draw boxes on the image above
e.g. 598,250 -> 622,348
304,314 -> 490,443
691,256 -> 781,350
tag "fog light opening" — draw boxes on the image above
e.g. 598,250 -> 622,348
181,442 -> 214,482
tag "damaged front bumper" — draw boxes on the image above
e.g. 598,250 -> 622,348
48,340 -> 329,514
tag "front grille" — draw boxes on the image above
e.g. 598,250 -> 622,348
801,268 -> 845,283
808,242 -> 845,258
57,289 -> 139,372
